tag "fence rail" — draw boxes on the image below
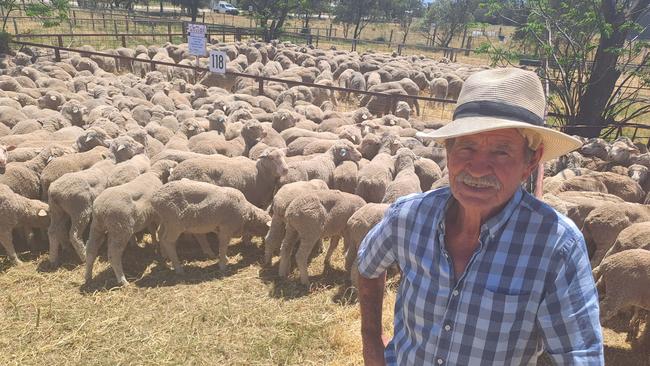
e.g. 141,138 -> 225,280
8,39 -> 650,146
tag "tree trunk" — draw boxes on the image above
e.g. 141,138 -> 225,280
568,0 -> 649,137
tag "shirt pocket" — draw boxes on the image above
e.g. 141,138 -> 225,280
480,288 -> 533,333
477,289 -> 535,362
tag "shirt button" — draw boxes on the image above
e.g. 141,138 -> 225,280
452,290 -> 459,296
437,358 -> 444,365
444,324 -> 452,331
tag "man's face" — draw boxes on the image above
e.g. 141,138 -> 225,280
446,128 -> 541,219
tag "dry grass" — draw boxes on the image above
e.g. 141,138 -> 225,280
0,237 -> 397,365
0,235 -> 646,365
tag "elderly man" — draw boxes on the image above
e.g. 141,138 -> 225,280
357,68 -> 603,365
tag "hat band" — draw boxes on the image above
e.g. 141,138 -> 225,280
453,101 -> 545,126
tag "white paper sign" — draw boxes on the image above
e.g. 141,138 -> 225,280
209,50 -> 228,74
187,23 -> 206,35
188,34 -> 206,56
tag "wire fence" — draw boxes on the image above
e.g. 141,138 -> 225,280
8,38 -> 650,146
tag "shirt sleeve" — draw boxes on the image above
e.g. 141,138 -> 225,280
536,233 -> 604,365
356,204 -> 399,279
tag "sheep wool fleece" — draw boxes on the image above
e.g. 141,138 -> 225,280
357,187 -> 603,365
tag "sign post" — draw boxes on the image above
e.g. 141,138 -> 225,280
187,23 -> 207,83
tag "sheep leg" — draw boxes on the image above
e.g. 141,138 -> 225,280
264,216 -> 285,266
295,233 -> 321,286
159,227 -> 183,274
48,203 -> 68,266
68,209 -> 91,263
0,230 -> 22,264
217,231 -> 234,271
108,232 -> 131,286
194,234 -> 217,259
344,235 -> 358,274
323,236 -> 341,270
278,226 -> 299,278
84,221 -> 106,283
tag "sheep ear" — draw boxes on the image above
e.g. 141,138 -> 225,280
266,221 -> 272,228
362,113 -> 368,120
117,144 -> 126,152
38,209 -> 48,217
6,145 -> 16,152
85,135 -> 93,143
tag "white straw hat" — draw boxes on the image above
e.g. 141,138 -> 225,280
417,68 -> 582,162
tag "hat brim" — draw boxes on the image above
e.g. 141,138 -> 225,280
415,116 -> 582,162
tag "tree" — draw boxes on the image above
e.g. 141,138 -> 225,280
332,0 -> 380,40
1,0 -> 69,54
239,0 -> 301,40
297,0 -> 329,30
480,0 -> 650,138
393,0 -> 425,44
424,0 -> 479,49
172,0 -> 209,21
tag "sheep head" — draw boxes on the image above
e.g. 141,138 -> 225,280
258,148 -> 289,178
109,135 -> 145,163
331,140 -> 362,165
244,206 -> 272,237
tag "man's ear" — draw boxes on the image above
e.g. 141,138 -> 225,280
525,144 -> 544,177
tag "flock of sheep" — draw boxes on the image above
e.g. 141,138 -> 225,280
0,38 -> 649,350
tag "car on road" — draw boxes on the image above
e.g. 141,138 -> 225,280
211,1 -> 239,15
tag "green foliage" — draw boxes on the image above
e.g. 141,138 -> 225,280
1,0 -> 19,33
332,0 -> 380,39
479,0 -> 650,132
423,0 -> 479,47
24,0 -> 70,28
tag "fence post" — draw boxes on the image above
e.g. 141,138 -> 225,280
73,10 -> 77,26
258,77 -> 264,95
13,18 -> 18,34
202,12 -> 205,24
91,13 -> 95,31
398,44 -> 402,56
315,29 -> 319,48
121,35 -> 126,47
55,35 -> 63,61
103,13 -> 106,30
125,16 -> 129,32
465,36 -> 472,56
168,23 -> 172,42
388,29 -> 393,47
328,23 -> 332,40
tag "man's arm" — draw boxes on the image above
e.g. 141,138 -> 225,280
537,236 -> 604,365
359,272 -> 387,366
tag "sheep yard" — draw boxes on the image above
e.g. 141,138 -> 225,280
0,33 -> 649,366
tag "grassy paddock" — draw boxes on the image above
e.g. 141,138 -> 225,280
0,236 -> 645,365
0,237 -> 396,365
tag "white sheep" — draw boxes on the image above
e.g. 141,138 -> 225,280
0,183 -> 49,264
263,179 -> 329,265
581,202 -> 650,266
85,160 -> 177,286
279,189 -> 366,285
382,148 -> 421,203
593,249 -> 650,342
151,180 -> 271,273
344,203 -> 389,286
0,144 -> 68,199
279,140 -> 362,187
169,147 -> 288,209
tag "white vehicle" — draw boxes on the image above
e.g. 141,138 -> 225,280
211,0 -> 239,15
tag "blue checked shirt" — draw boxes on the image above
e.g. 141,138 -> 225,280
357,187 -> 603,365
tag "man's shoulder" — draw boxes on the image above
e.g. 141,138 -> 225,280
517,190 -> 585,254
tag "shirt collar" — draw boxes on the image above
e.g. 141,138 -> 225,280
481,187 -> 524,239
435,186 -> 525,241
